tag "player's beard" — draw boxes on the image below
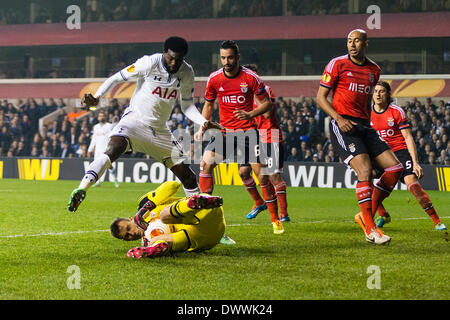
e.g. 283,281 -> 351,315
224,62 -> 238,74
163,60 -> 180,74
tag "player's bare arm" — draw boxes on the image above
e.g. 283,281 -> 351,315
317,86 -> 356,133
233,95 -> 271,120
81,66 -> 133,111
401,127 -> 423,179
201,100 -> 214,120
194,100 -> 217,141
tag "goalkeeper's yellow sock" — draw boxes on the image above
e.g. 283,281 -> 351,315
169,199 -> 198,224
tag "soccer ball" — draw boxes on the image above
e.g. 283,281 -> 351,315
144,218 -> 170,241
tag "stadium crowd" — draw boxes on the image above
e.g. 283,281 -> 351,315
0,96 -> 449,165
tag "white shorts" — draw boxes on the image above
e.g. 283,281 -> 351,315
109,111 -> 186,168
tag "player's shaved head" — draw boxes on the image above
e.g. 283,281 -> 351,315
346,28 -> 368,63
347,29 -> 367,42
164,36 -> 189,56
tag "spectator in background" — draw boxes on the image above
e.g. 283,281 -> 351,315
51,139 -> 61,157
317,150 -> 325,162
16,140 -> 27,156
40,148 -> 50,158
306,116 -> 320,145
287,147 -> 300,162
68,107 -> 87,123
329,147 -> 340,162
20,114 -> 32,140
437,149 -> 447,165
60,142 -> 71,158
303,149 -> 313,162
9,117 -> 22,140
284,123 -> 299,152
0,125 -> 12,154
171,106 -> 185,126
30,145 -> 39,157
312,153 -> 319,163
425,152 -> 436,165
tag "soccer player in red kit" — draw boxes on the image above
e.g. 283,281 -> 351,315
196,40 -> 284,234
317,29 -> 403,244
237,64 -> 290,226
370,81 -> 446,231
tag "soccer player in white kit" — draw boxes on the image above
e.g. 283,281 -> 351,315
88,110 -> 119,188
67,36 -> 223,212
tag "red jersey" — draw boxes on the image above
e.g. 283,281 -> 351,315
254,85 -> 283,143
205,66 -> 268,131
370,103 -> 410,152
320,54 -> 380,120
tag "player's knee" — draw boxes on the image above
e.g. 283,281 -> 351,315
200,161 -> 214,173
238,166 -> 251,179
160,212 -> 172,224
105,136 -> 128,162
258,174 -> 269,185
355,167 -> 372,181
269,174 -> 282,185
172,164 -> 197,188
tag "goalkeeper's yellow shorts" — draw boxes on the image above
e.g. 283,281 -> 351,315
172,206 -> 225,252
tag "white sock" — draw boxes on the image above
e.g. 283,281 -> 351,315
79,154 -> 112,190
108,168 -> 117,182
183,186 -> 200,197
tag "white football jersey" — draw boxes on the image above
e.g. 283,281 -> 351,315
88,122 -> 114,158
118,53 -> 195,126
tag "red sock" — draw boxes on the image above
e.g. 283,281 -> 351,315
372,163 -> 403,217
408,182 -> 441,225
273,181 -> 288,216
199,173 -> 214,194
377,202 -> 388,217
242,176 -> 265,207
356,181 -> 375,234
261,183 -> 279,222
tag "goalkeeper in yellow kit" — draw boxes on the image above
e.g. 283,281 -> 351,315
110,181 -> 226,258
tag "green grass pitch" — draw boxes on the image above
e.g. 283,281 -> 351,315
0,179 -> 448,300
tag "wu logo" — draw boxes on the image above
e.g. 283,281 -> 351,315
154,76 -> 162,81
17,159 -> 61,180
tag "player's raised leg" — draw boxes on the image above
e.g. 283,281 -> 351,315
67,135 -> 127,212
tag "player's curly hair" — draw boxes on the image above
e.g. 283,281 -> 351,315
220,40 -> 239,56
164,36 -> 189,56
376,80 -> 392,103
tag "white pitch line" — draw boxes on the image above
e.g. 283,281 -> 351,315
1,216 -> 448,239
0,229 -> 109,239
